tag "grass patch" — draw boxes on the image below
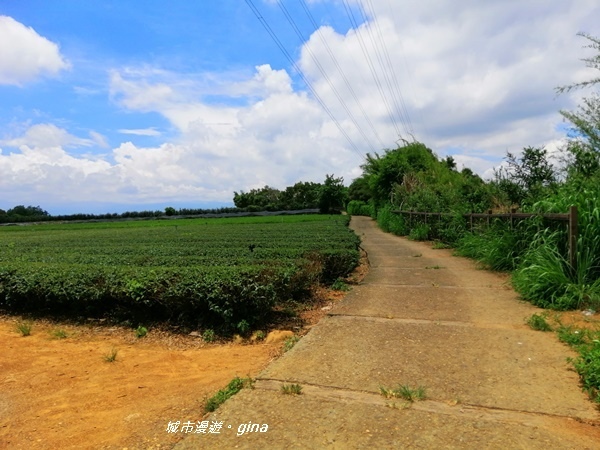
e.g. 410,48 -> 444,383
526,313 -> 552,332
557,325 -> 587,346
380,384 -> 427,402
280,383 -> 303,395
50,328 -> 68,339
14,321 -> 32,337
570,342 -> 600,404
425,265 -> 443,270
104,347 -> 119,362
283,335 -> 300,352
432,241 -> 452,249
205,377 -> 253,412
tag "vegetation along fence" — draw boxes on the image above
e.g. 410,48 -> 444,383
393,206 -> 578,270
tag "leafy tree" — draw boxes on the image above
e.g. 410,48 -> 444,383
164,206 -> 176,216
7,205 -> 49,217
233,186 -> 281,210
279,181 -> 322,210
347,175 -> 371,203
318,174 -> 346,214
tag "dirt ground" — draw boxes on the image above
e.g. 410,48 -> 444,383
0,283 -> 360,450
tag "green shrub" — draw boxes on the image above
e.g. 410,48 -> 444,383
376,205 -> 407,235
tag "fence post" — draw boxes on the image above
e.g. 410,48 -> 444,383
510,208 -> 516,229
569,205 -> 578,273
487,209 -> 492,227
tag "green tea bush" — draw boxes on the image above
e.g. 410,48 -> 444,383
0,215 -> 361,333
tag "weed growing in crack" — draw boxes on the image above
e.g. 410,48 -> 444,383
280,383 -> 303,395
283,335 -> 300,352
205,377 -> 254,412
380,384 -> 427,402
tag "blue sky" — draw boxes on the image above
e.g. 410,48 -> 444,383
0,1 -> 599,214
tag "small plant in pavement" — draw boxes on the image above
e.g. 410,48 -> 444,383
380,384 -> 427,402
281,383 -> 303,395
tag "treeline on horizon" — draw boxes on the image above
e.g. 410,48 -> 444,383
0,174 -> 348,224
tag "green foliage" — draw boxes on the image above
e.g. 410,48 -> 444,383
513,178 -> 600,310
557,325 -> 587,347
408,224 -> 430,241
346,200 -> 375,217
14,320 -> 32,336
135,326 -> 148,338
331,278 -> 350,291
205,377 -> 253,412
526,313 -> 552,331
202,329 -> 216,342
570,342 -> 600,403
380,384 -> 427,402
376,205 -> 407,235
283,335 -> 300,352
456,220 -> 535,272
51,328 -> 68,339
495,147 -> 557,205
319,174 -> 347,214
0,215 -> 360,333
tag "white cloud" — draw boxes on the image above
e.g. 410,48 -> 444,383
0,16 -> 70,86
118,128 -> 162,137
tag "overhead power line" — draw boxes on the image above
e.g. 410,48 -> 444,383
245,0 -> 366,161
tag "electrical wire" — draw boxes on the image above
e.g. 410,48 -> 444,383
244,0 -> 366,161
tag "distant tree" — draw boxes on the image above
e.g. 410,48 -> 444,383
347,175 -> 371,203
493,146 -> 557,205
233,186 -> 281,210
318,174 -> 347,214
165,206 -> 176,216
7,205 -> 50,217
279,181 -> 322,210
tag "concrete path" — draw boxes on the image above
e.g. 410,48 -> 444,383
176,216 -> 600,449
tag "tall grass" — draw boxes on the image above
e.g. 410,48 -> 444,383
513,178 -> 600,310
376,205 -> 407,236
456,219 -> 537,271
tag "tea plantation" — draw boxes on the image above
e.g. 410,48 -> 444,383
0,215 -> 360,333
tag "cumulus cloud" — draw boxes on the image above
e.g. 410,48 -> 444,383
0,16 -> 70,86
300,0 -> 598,162
0,63 -> 361,208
